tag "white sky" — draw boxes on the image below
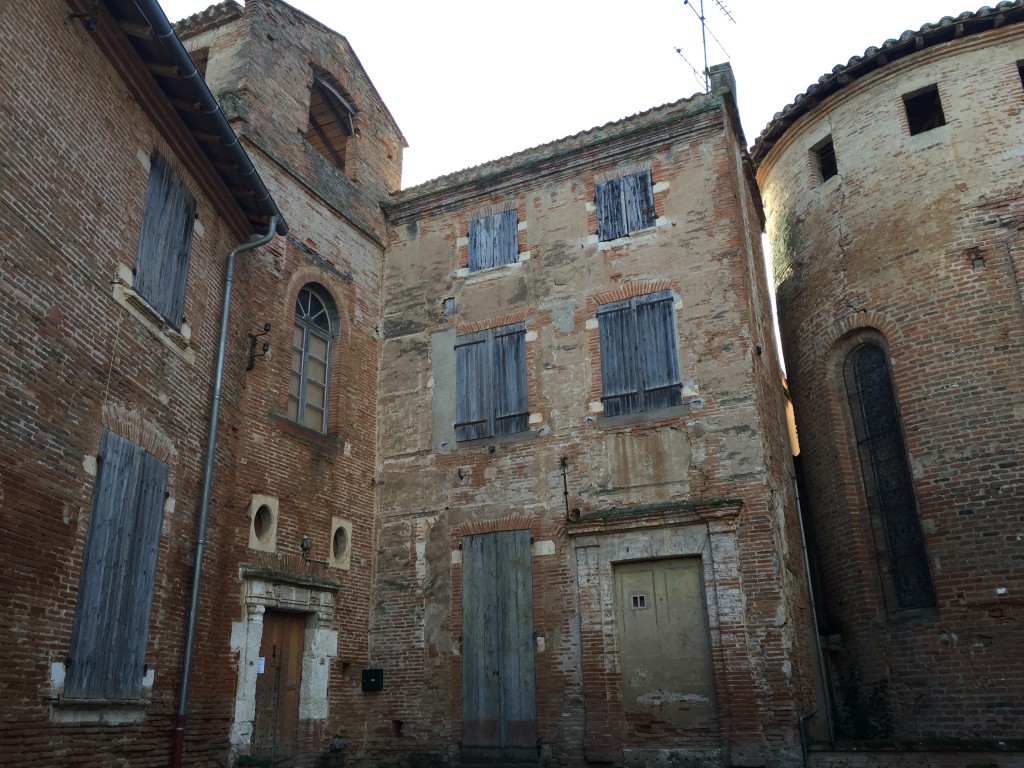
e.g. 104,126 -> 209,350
159,0 -> 955,187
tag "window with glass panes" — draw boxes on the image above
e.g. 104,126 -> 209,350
289,286 -> 332,431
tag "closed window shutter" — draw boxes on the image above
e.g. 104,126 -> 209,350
596,178 -> 625,241
494,210 -> 518,268
597,300 -> 641,416
134,153 -> 196,329
66,430 -> 136,698
492,323 -> 528,435
469,211 -> 518,271
66,431 -> 167,699
468,216 -> 490,271
623,170 -> 655,232
118,450 -> 168,698
635,291 -> 682,410
456,330 -> 491,441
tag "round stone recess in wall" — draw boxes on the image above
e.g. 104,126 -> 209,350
329,518 -> 352,570
247,494 -> 279,553
254,505 -> 272,540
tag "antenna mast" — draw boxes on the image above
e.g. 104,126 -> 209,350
681,0 -> 736,92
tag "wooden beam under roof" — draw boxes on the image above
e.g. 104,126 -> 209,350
145,61 -> 180,78
119,21 -> 153,39
307,106 -> 345,170
316,82 -> 355,137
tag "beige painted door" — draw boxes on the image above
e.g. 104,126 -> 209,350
615,558 -> 716,727
253,610 -> 306,766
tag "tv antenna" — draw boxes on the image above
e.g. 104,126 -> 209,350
677,0 -> 736,92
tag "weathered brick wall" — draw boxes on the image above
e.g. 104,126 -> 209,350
0,3 -> 250,765
177,3 -> 401,764
179,0 -> 405,240
372,83 -> 812,766
758,24 -> 1024,742
721,95 -> 820,749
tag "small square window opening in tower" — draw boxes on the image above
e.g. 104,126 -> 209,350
813,136 -> 838,182
903,85 -> 946,135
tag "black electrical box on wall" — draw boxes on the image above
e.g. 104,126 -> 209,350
361,668 -> 383,692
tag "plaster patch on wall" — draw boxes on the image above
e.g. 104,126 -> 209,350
532,540 -> 556,556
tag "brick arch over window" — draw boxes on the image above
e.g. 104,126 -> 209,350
836,331 -> 935,612
289,283 -> 339,432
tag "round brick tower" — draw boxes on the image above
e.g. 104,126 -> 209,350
753,3 -> 1024,745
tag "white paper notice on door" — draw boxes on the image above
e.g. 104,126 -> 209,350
256,656 -> 266,674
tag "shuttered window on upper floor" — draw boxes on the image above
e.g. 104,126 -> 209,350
133,152 -> 196,330
596,170 -> 656,242
65,429 -> 168,700
455,322 -> 528,441
468,210 -> 519,272
598,291 -> 682,417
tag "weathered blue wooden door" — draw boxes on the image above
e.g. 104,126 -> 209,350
462,530 -> 537,749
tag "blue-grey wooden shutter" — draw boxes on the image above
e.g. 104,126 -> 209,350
623,170 -> 655,232
492,323 -> 528,435
495,529 -> 537,747
462,530 -> 536,748
469,211 -> 518,272
635,291 -> 682,410
117,449 -> 168,697
66,430 -> 136,698
468,216 -> 490,272
461,532 -> 502,745
66,430 -> 168,699
456,330 -> 492,441
134,152 -> 196,329
596,178 -> 625,241
597,300 -> 641,415
494,210 -> 518,268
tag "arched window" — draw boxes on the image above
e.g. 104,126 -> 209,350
844,342 -> 934,610
289,285 -> 334,432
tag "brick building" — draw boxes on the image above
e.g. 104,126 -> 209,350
174,2 -> 406,763
754,1 -> 1024,761
0,0 -> 287,765
2,0 -> 815,763
371,64 -> 813,767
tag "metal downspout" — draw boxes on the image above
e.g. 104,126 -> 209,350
171,215 -> 280,768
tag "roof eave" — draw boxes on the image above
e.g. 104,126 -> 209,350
66,0 -> 288,237
752,1 -> 1024,167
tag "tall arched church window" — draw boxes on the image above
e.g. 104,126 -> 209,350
290,285 -> 333,432
844,343 -> 935,610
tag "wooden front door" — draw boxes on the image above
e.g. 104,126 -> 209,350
461,529 -> 537,750
252,610 -> 306,766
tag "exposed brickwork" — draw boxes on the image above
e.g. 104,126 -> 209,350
0,0 -> 881,765
371,72 -> 813,767
0,3 -> 249,765
757,15 -> 1024,752
175,1 -> 405,763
